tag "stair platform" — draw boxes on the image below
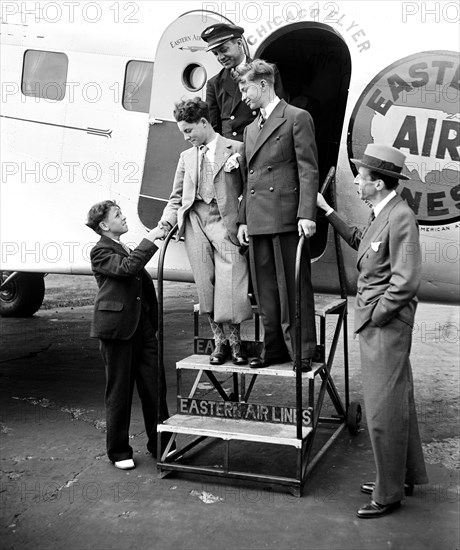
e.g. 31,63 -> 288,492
158,414 -> 312,448
176,354 -> 325,379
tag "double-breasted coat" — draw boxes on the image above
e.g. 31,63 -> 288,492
239,99 -> 319,360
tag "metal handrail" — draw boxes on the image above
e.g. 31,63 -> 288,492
157,223 -> 178,432
295,166 -> 336,439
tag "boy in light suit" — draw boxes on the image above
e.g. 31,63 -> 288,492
317,144 -> 428,518
160,98 -> 252,365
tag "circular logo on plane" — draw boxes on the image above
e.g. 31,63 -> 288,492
348,51 -> 460,226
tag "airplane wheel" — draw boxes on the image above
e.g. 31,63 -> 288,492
0,271 -> 45,317
347,401 -> 362,435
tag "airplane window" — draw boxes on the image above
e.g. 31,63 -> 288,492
21,50 -> 68,101
182,64 -> 207,92
123,60 -> 154,113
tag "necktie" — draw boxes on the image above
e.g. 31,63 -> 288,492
258,110 -> 266,130
198,145 -> 215,204
364,210 -> 375,234
230,68 -> 238,81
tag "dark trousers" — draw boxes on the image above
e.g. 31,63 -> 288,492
249,232 -> 317,360
99,312 -> 169,462
359,316 -> 428,504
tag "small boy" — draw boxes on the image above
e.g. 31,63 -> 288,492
86,200 -> 169,470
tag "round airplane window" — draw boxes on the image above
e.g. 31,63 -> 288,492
182,64 -> 207,92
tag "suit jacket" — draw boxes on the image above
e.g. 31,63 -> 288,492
327,195 -> 421,332
161,135 -> 245,246
206,61 -> 286,141
90,235 -> 158,340
238,99 -> 319,235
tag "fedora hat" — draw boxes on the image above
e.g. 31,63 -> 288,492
351,144 -> 410,180
201,23 -> 244,52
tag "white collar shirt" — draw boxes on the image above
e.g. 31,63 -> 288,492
373,190 -> 397,218
261,96 -> 281,121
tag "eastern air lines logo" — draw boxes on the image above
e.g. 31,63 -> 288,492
348,51 -> 460,226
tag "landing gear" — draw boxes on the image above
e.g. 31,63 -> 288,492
0,271 -> 45,317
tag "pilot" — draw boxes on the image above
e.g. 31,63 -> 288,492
317,144 -> 429,518
86,201 -> 170,470
201,22 -> 286,142
159,97 -> 252,366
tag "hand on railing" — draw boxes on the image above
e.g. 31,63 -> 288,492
298,219 -> 316,238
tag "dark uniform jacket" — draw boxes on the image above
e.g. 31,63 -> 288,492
206,60 -> 286,142
89,235 -> 158,340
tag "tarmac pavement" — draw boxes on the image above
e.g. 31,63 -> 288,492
0,277 -> 459,550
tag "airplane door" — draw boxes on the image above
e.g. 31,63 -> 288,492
138,11 -> 236,228
256,23 -> 351,262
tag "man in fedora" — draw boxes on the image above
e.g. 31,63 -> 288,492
317,144 -> 428,518
201,23 -> 286,141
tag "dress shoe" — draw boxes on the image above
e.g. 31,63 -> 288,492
293,358 -> 313,372
249,354 -> 291,369
114,458 -> 135,470
209,343 -> 228,365
230,343 -> 247,365
361,482 -> 414,496
357,499 -> 401,519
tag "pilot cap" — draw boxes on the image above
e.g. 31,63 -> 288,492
351,144 -> 410,180
201,23 -> 245,51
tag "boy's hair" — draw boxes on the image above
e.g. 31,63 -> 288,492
173,97 -> 210,123
86,200 -> 118,234
236,58 -> 275,86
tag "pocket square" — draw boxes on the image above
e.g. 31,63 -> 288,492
371,241 -> 382,252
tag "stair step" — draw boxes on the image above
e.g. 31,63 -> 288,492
193,295 -> 346,317
176,354 -> 324,378
158,414 -> 312,447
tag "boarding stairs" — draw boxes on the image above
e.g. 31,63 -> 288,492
155,168 -> 361,496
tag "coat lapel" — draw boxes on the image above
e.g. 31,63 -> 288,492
100,235 -> 129,256
213,135 -> 233,176
219,69 -> 240,112
183,146 -> 200,190
357,195 -> 401,264
247,100 -> 286,163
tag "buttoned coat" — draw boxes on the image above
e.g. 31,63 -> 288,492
326,194 -> 427,503
239,99 -> 319,235
206,61 -> 286,141
327,194 -> 421,332
89,236 -> 158,340
161,135 -> 245,246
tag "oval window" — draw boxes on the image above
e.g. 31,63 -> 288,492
182,64 -> 207,92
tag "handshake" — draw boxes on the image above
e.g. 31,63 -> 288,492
145,221 -> 172,243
